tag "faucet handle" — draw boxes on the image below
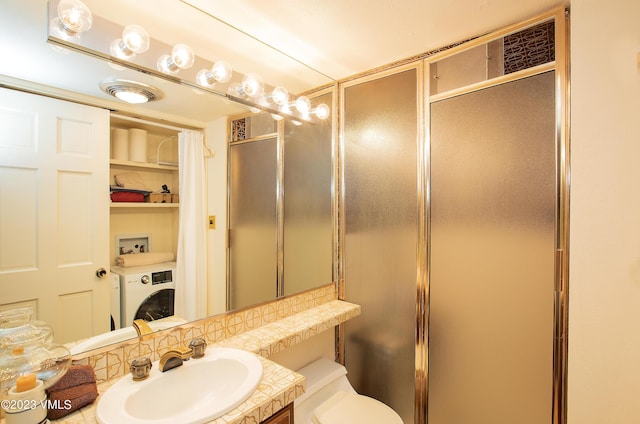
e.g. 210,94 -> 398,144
130,356 -> 152,381
189,338 -> 207,359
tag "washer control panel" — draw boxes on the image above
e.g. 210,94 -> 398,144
151,269 -> 173,285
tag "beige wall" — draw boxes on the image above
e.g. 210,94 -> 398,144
569,0 -> 640,422
206,117 -> 228,316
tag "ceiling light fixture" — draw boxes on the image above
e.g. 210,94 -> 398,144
99,79 -> 164,104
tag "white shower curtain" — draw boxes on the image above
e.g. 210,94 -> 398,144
175,129 -> 207,321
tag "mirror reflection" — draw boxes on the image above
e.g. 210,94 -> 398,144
227,95 -> 335,310
0,0 -> 335,355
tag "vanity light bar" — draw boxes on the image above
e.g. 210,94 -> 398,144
47,0 -> 331,122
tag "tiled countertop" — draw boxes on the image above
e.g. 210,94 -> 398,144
40,300 -> 361,424
64,355 -> 304,424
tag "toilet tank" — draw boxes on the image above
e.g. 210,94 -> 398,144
295,358 -> 357,423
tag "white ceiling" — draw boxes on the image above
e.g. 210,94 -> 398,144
0,0 -> 565,124
182,0 -> 565,81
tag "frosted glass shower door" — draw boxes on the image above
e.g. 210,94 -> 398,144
343,68 -> 418,424
428,72 -> 556,423
228,138 -> 278,310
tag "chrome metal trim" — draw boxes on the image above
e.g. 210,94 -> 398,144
276,120 -> 285,298
415,60 -> 428,424
225,118 -> 232,311
552,8 -> 570,424
335,324 -> 344,365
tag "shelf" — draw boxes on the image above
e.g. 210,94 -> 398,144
110,159 -> 178,172
110,202 -> 179,209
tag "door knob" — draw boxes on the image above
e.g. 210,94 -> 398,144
96,268 -> 107,278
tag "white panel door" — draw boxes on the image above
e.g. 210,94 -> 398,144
0,87 -> 110,344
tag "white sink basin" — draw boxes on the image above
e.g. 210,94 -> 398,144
96,347 -> 263,424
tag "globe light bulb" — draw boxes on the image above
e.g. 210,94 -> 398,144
228,83 -> 242,96
49,17 -> 79,43
211,61 -> 232,83
294,96 -> 312,116
271,86 -> 289,106
171,44 -> 194,69
57,0 -> 92,36
110,38 -> 130,59
314,103 -> 331,120
157,54 -> 176,74
197,61 -> 233,88
196,69 -> 214,87
157,44 -> 194,74
122,25 -> 149,54
241,73 -> 264,98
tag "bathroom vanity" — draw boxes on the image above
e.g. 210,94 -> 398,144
262,404 -> 293,424
38,285 -> 359,423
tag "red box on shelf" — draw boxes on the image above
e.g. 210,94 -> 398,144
110,191 -> 145,202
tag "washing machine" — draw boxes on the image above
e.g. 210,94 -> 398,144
111,261 -> 177,327
110,272 -> 121,330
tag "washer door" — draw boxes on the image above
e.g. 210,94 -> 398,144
134,288 -> 175,321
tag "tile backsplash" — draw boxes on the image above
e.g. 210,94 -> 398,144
72,283 -> 338,384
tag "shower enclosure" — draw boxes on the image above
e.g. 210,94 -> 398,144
340,8 -> 568,424
428,71 -> 556,423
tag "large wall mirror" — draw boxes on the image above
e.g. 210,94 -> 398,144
227,90 -> 335,311
0,0 -> 336,354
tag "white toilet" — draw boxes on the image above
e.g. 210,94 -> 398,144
294,357 -> 403,424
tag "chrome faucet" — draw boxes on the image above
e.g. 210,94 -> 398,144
159,346 -> 193,372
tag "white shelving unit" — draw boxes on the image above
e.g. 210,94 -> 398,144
109,114 -> 181,265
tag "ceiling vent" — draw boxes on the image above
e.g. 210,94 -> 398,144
99,79 -> 164,104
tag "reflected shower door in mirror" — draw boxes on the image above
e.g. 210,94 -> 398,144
228,135 -> 278,309
227,91 -> 335,310
282,91 -> 334,296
